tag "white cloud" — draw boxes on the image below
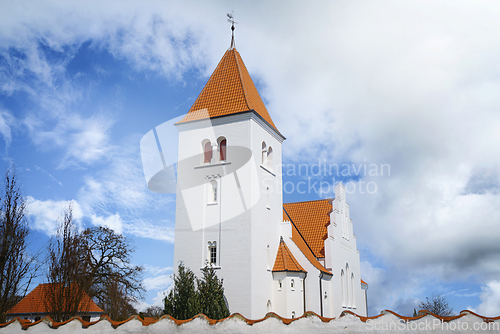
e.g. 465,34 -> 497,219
472,281 -> 500,317
91,213 -> 123,234
58,113 -> 114,168
76,136 -> 175,242
143,273 -> 172,291
124,219 -> 175,243
26,197 -> 83,235
0,109 -> 15,148
137,266 -> 174,311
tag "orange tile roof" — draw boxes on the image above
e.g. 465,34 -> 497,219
7,283 -> 103,315
289,220 -> 332,275
177,48 -> 279,132
361,279 -> 368,285
283,199 -> 332,258
272,238 -> 306,273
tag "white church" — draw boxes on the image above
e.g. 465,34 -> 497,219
142,37 -> 368,320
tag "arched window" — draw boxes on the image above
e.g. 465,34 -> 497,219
262,142 -> 267,165
267,146 -> 273,171
341,269 -> 346,307
204,140 -> 212,163
291,311 -> 295,319
278,280 -> 282,290
291,279 -> 295,290
351,273 -> 356,308
346,264 -> 351,307
219,139 -> 227,161
267,300 -> 272,313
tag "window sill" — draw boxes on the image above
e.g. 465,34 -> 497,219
260,165 -> 275,176
195,161 -> 231,169
201,266 -> 221,270
207,202 -> 218,206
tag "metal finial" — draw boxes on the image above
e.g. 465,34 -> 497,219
227,12 -> 237,49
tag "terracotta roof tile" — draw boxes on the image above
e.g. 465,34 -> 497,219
289,220 -> 332,275
177,48 -> 279,132
7,283 -> 103,315
272,238 -> 306,273
283,199 -> 332,258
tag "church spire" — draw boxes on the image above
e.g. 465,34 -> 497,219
227,12 -> 237,50
177,41 -> 280,133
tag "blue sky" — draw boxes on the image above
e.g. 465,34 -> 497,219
2,0 -> 500,317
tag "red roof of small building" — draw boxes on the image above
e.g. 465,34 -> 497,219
7,283 -> 103,315
272,238 -> 306,273
177,48 -> 279,133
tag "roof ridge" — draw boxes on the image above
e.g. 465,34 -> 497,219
232,49 -> 252,111
283,207 -> 316,258
284,198 -> 333,205
272,238 -> 306,273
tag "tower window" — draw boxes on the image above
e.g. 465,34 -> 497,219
291,279 -> 295,290
219,138 -> 227,161
267,146 -> 273,171
204,141 -> 212,163
262,142 -> 267,165
208,242 -> 217,265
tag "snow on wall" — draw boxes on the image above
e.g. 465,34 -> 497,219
2,310 -> 500,333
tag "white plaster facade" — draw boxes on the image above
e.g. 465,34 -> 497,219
174,112 -> 284,318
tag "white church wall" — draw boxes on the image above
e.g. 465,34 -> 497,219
248,116 -> 284,319
175,116 -> 256,316
174,113 -> 285,319
282,236 -> 324,317
272,272 -> 305,320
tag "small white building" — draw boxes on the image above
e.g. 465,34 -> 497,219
147,41 -> 368,320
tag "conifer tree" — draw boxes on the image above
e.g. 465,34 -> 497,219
197,265 -> 229,320
164,263 -> 199,320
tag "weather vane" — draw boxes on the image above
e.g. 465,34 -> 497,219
227,12 -> 237,49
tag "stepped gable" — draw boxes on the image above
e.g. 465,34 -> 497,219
177,48 -> 279,133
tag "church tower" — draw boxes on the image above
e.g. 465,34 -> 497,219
173,43 -> 285,318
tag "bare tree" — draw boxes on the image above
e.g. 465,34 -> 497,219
99,275 -> 137,321
142,305 -> 163,319
83,226 -> 144,320
45,205 -> 92,322
45,213 -> 143,321
418,294 -> 454,316
0,169 -> 39,322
